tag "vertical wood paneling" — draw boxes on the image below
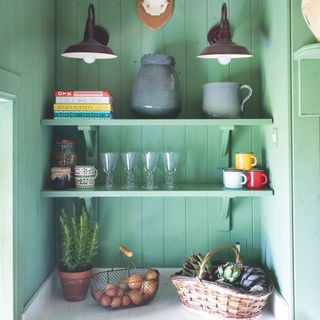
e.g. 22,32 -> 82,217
56,0 -> 263,268
120,0 -> 142,118
185,0 -> 208,118
163,0 -> 187,118
56,0 -> 78,89
99,0 -> 121,117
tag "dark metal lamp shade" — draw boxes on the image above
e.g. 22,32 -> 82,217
197,3 -> 252,65
62,3 -> 117,64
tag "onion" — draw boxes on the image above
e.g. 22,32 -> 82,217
145,269 -> 158,280
122,294 -> 131,307
128,290 -> 143,305
111,297 -> 122,308
127,274 -> 143,290
100,295 -> 112,307
105,287 -> 118,297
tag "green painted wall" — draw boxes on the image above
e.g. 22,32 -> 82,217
291,1 -> 320,319
0,0 -> 56,318
259,0 -> 293,310
56,0 -> 265,268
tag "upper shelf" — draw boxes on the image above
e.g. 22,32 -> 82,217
41,184 -> 273,198
294,43 -> 320,60
41,118 -> 273,127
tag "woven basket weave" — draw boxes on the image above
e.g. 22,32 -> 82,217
171,244 -> 273,320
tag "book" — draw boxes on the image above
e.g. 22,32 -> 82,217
55,90 -> 111,97
55,96 -> 112,104
54,111 -> 113,119
53,104 -> 112,111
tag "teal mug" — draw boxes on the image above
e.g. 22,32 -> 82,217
202,82 -> 253,118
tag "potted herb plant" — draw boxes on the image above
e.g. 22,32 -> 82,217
58,205 -> 99,302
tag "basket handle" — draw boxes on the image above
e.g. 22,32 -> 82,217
197,244 -> 243,281
119,245 -> 133,258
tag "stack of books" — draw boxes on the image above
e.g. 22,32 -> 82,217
53,91 -> 113,120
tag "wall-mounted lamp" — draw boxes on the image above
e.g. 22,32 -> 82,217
62,3 -> 117,64
197,3 -> 252,65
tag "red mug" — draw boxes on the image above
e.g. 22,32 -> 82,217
246,169 -> 268,189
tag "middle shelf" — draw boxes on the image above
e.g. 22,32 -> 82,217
41,184 -> 273,198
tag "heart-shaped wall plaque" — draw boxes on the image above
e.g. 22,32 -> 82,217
137,0 -> 173,30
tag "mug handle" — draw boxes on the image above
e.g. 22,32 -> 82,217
261,174 -> 268,185
240,173 -> 248,185
240,85 -> 253,113
251,155 -> 257,167
94,168 -> 99,179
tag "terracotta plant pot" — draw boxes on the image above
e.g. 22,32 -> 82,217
59,268 -> 93,302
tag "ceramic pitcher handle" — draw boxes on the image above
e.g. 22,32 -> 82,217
94,168 -> 99,179
240,85 -> 253,113
241,173 -> 248,185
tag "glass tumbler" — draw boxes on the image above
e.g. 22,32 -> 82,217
100,152 -> 119,188
162,152 -> 180,189
141,152 -> 159,189
121,152 -> 139,189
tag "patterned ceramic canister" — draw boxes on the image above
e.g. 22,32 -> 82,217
75,165 -> 98,176
51,167 -> 72,190
75,166 -> 98,188
75,174 -> 97,189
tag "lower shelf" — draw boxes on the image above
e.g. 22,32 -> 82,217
22,268 -> 278,320
41,184 -> 273,198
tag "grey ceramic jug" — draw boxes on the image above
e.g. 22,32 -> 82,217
202,82 -> 253,118
131,54 -> 181,118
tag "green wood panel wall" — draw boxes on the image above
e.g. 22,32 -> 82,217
0,0 -> 56,317
259,0 -> 293,310
56,0 -> 264,267
291,1 -> 320,319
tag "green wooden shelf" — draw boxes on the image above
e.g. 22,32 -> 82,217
294,43 -> 320,60
41,118 -> 273,126
41,184 -> 273,198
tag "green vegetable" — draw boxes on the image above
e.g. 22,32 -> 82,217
217,262 -> 241,284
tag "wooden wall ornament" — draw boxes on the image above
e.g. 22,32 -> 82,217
137,0 -> 173,30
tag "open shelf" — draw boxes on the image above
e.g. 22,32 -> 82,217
294,43 -> 320,60
41,184 -> 273,198
41,118 -> 273,126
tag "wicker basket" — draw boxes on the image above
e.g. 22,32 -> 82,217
171,244 -> 273,320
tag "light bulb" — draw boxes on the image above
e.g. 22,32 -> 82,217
83,56 -> 96,64
218,56 -> 231,65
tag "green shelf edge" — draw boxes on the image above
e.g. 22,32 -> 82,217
294,43 -> 320,60
41,118 -> 273,126
41,184 -> 274,198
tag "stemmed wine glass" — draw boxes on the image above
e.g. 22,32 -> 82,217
121,152 -> 139,189
162,152 -> 180,189
141,152 -> 159,190
100,152 -> 118,188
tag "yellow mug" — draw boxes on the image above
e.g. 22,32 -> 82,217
235,152 -> 257,170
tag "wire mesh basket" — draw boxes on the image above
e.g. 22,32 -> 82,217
90,245 -> 160,310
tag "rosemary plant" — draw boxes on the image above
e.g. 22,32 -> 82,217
59,205 -> 99,272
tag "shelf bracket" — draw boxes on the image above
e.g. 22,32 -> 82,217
218,197 -> 232,231
77,125 -> 98,165
219,125 -> 235,156
80,197 -> 94,214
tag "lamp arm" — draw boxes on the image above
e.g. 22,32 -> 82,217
219,3 -> 231,41
88,3 -> 95,25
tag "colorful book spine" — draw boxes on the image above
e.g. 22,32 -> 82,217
55,96 -> 112,104
55,90 -> 111,97
53,104 -> 112,111
54,111 -> 113,119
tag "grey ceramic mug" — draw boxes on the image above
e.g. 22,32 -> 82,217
202,82 -> 253,118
